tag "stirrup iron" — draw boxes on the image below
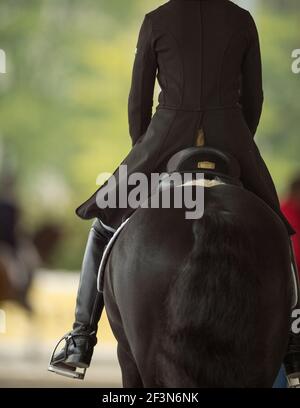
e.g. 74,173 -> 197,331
47,333 -> 87,380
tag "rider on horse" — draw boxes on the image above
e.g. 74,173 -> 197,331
48,0 -> 299,384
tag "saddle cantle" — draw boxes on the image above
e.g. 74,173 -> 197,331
166,147 -> 241,186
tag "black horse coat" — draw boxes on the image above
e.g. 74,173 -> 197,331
76,0 -> 294,234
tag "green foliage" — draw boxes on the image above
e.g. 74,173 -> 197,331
254,2 -> 300,193
0,1 -> 298,269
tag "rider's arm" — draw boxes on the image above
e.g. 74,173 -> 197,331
239,12 -> 264,137
128,14 -> 157,146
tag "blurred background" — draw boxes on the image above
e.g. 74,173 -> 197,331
0,0 -> 299,387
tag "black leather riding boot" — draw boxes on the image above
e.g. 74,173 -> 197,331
48,218 -> 114,378
284,239 -> 300,387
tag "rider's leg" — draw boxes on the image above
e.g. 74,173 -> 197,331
284,241 -> 300,387
238,149 -> 300,385
48,218 -> 114,376
236,147 -> 300,386
239,147 -> 295,236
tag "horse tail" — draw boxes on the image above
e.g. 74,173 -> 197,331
156,209 -> 259,387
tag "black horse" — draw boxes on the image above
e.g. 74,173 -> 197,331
102,148 -> 293,387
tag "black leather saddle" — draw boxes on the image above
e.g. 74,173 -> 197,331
166,147 -> 242,186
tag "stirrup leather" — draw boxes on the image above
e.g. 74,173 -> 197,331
286,241 -> 300,387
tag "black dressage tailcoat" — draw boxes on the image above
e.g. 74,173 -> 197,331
76,0 -> 294,234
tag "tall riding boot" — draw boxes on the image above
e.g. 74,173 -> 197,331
48,218 -> 114,379
284,239 -> 300,388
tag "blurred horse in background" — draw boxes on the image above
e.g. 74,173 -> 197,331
0,197 -> 62,311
